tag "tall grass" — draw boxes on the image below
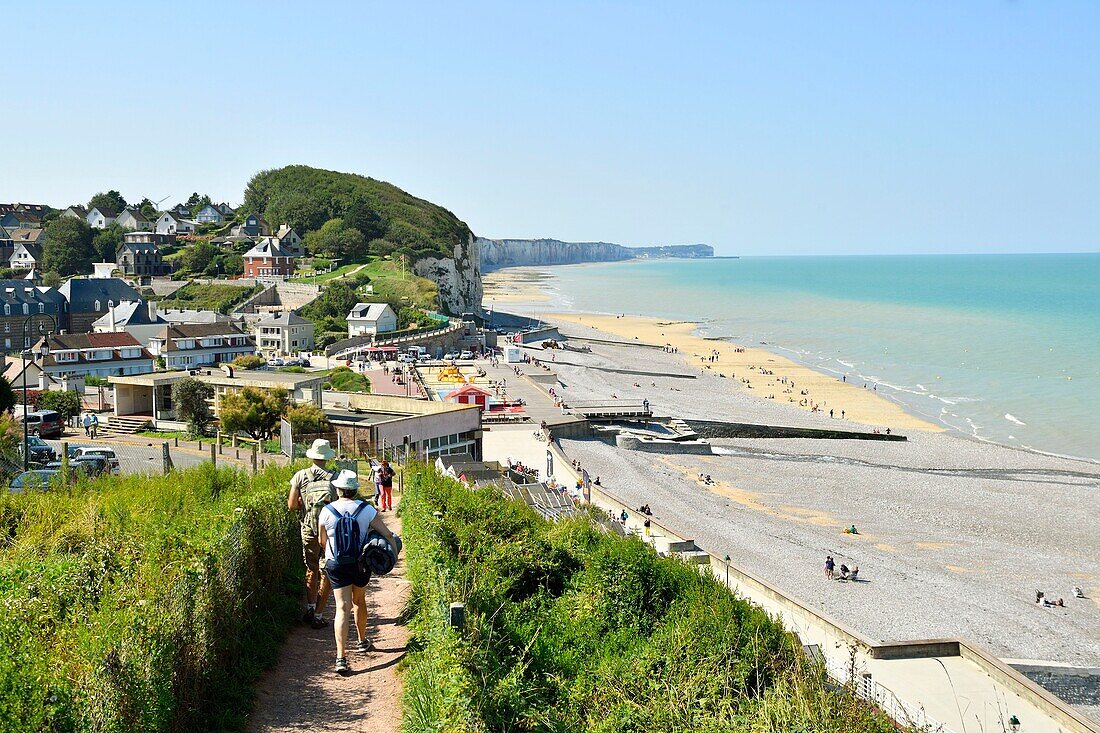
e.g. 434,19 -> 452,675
400,465 -> 898,733
0,462 -> 301,732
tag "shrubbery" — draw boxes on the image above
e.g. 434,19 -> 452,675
400,466 -> 896,732
0,462 -> 301,732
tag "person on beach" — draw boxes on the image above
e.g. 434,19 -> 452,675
318,470 -> 400,676
288,439 -> 337,628
824,556 -> 835,580
377,459 -> 395,512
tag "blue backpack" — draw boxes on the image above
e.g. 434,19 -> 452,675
326,502 -> 369,566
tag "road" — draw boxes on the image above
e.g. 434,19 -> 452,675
42,434 -> 211,475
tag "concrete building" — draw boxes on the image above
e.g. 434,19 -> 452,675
326,392 -> 483,460
116,232 -> 171,277
110,367 -> 325,429
254,311 -> 314,356
347,302 -> 397,337
148,322 -> 255,369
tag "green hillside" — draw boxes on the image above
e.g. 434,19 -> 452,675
242,165 -> 474,261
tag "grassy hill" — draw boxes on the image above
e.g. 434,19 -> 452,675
242,165 -> 474,262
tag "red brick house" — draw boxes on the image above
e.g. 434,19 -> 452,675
243,238 -> 295,279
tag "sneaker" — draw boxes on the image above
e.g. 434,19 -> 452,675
309,613 -> 327,629
302,605 -> 317,624
335,657 -> 351,676
355,639 -> 374,654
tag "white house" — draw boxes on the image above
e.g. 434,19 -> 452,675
274,224 -> 304,257
147,322 -> 256,369
35,332 -> 154,379
347,302 -> 397,337
155,211 -> 197,235
115,207 -> 151,230
254,311 -> 315,356
87,207 -> 117,229
195,204 -> 224,224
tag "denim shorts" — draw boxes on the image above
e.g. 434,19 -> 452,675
324,559 -> 372,589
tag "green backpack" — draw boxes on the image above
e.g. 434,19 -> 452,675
300,473 -> 336,537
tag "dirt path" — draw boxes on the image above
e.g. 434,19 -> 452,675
247,511 -> 408,733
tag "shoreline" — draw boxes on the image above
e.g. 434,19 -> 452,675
481,263 -> 1099,464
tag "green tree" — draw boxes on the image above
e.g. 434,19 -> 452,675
301,279 -> 359,323
303,217 -> 368,262
93,223 -> 125,263
285,403 -> 330,435
172,377 -> 214,436
87,190 -> 127,213
35,390 -> 81,420
231,354 -> 267,370
342,193 -> 385,241
219,387 -> 289,440
185,192 -> 213,217
41,272 -> 62,288
183,241 -> 219,273
42,217 -> 96,275
0,377 -> 16,413
222,253 -> 244,276
136,197 -> 158,220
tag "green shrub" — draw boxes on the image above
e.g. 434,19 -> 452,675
324,366 -> 370,393
0,462 -> 302,732
400,465 -> 897,733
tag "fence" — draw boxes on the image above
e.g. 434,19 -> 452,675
822,654 -> 954,732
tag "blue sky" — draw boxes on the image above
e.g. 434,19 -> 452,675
3,1 -> 1098,255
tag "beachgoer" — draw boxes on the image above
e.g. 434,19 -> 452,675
593,476 -> 601,486
288,439 -> 337,628
845,524 -> 858,535
643,518 -> 651,537
82,413 -> 92,437
1036,591 -> 1045,604
1073,586 -> 1085,598
839,564 -> 850,579
377,459 -> 395,512
824,556 -> 835,580
318,470 -> 400,676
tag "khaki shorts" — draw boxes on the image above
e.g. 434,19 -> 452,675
301,528 -> 321,571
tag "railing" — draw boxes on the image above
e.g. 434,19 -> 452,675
823,647 -> 954,732
326,319 -> 463,358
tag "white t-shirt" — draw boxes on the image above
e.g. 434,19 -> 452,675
318,498 -> 377,563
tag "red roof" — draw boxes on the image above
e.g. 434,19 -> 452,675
448,384 -> 493,398
86,332 -> 143,348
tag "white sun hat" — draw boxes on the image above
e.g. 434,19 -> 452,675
305,438 -> 336,460
332,469 -> 359,491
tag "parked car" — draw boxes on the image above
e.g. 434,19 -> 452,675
70,447 -> 121,475
268,357 -> 285,367
9,469 -> 60,493
20,435 -> 58,466
21,410 -> 64,438
397,353 -> 415,363
443,351 -> 459,360
44,459 -> 100,477
460,351 -> 474,359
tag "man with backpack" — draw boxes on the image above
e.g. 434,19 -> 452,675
318,469 -> 400,675
376,458 -> 395,512
287,438 -> 338,628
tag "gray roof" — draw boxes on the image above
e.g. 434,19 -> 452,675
159,307 -> 235,324
0,280 -> 65,308
244,238 -> 292,258
256,311 -> 311,327
348,302 -> 393,321
92,301 -> 165,328
58,277 -> 142,312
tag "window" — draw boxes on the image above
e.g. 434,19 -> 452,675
37,303 -> 44,313
95,300 -> 101,311
3,305 -> 8,316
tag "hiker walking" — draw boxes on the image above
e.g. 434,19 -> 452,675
89,413 -> 99,438
82,413 -> 92,437
287,438 -> 338,628
377,458 -> 395,512
318,470 -> 400,676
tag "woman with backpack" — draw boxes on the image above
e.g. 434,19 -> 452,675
317,469 -> 401,676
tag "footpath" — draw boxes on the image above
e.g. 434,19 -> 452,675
247,508 -> 408,732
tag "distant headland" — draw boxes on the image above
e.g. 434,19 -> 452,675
477,237 -> 714,271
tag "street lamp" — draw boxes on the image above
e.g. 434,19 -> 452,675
724,554 -> 731,587
21,314 -> 58,471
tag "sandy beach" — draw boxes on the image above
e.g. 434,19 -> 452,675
481,264 -> 1100,677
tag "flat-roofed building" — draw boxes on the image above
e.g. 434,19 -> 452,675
325,393 -> 482,460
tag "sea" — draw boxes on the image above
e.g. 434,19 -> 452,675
525,254 -> 1100,463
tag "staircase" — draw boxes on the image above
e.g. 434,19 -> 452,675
100,415 -> 152,435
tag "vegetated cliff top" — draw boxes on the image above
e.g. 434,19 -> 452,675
242,165 -> 474,261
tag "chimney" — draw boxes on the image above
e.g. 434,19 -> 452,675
109,304 -> 116,332
93,262 -> 115,278
147,300 -> 157,322
38,371 -> 47,391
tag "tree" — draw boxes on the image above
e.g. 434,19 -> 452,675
219,387 -> 289,440
285,403 -> 330,436
0,377 -> 15,413
42,217 -> 96,275
301,279 -> 358,323
93,224 -> 125,263
136,197 -> 158,221
35,390 -> 82,420
42,272 -> 62,288
231,354 -> 266,370
185,192 -> 213,217
87,190 -> 127,213
172,377 -> 214,436
222,253 -> 244,276
303,218 -> 368,262
183,241 -> 219,273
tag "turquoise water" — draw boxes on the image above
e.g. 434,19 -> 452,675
538,254 -> 1100,462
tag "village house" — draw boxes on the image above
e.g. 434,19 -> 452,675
234,213 -> 270,237
254,311 -> 315,357
116,232 -> 171,277
0,280 -> 68,352
347,302 -> 397,337
92,300 -> 169,347
155,211 -> 197,235
274,224 -> 305,257
216,202 -> 236,217
0,203 -> 47,229
9,232 -> 44,270
60,205 -> 88,222
86,206 -> 117,229
147,322 -> 256,369
58,276 -> 144,333
34,331 -> 154,379
243,238 -> 295,279
195,204 -> 224,224
114,207 -> 151,230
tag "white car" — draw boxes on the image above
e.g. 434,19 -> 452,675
460,351 -> 474,359
397,353 -> 415,363
268,357 -> 285,367
71,446 -> 121,475
443,352 -> 460,360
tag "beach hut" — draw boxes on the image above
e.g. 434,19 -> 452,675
446,384 -> 493,409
